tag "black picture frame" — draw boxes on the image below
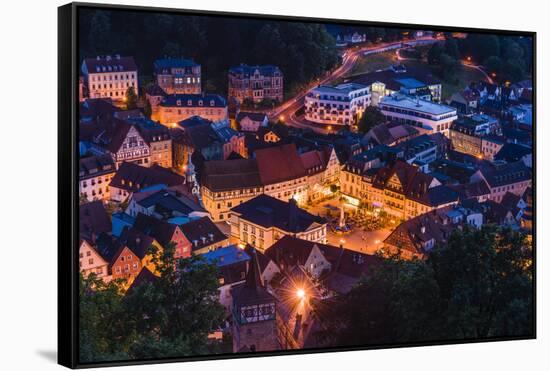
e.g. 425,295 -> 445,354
58,2 -> 536,368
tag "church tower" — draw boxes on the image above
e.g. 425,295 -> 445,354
184,150 -> 201,202
231,248 -> 279,353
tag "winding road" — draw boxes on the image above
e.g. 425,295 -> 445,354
268,36 -> 443,134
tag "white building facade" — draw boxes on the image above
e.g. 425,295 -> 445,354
82,55 -> 139,101
379,94 -> 457,137
305,83 -> 371,126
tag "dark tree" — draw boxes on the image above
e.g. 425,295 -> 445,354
358,106 -> 385,134
125,87 -> 138,110
315,226 -> 533,346
79,242 -> 226,361
125,243 -> 226,358
427,43 -> 444,65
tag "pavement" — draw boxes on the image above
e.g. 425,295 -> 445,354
305,198 -> 392,255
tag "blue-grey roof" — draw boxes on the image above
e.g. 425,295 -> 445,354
112,212 -> 136,237
494,143 -> 532,162
229,64 -> 282,77
231,194 -> 326,233
154,58 -> 199,71
394,77 -> 426,89
215,126 -> 240,142
426,185 -> 459,206
203,245 -> 250,267
137,189 -> 203,215
160,94 -> 227,108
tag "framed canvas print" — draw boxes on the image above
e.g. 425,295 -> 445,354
58,2 -> 536,368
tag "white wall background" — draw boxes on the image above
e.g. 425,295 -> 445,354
0,0 -> 546,369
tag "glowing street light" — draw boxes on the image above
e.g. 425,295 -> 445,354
296,288 -> 306,300
279,115 -> 285,122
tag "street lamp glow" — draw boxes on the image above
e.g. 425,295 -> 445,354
279,115 -> 285,122
296,288 -> 306,299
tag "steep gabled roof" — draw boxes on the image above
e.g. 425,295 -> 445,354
236,111 -> 268,123
255,143 -> 307,185
231,248 -> 275,308
126,267 -> 158,296
477,161 -> 532,188
384,212 -> 454,255
110,162 -> 185,193
119,227 -> 157,260
132,213 -> 179,248
80,201 -> 111,241
201,159 -> 261,192
178,217 -> 227,252
231,195 -> 326,233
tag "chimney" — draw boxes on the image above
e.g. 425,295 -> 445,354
201,236 -> 207,244
209,233 -> 214,241
420,225 -> 426,234
193,240 -> 198,247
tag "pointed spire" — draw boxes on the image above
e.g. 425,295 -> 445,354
288,197 -> 299,232
245,247 -> 263,289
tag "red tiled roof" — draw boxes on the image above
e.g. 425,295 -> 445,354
255,143 -> 306,185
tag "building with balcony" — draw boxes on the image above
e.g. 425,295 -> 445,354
304,83 -> 371,126
228,64 -> 283,104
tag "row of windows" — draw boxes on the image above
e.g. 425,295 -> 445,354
115,263 -> 139,274
163,108 -> 224,115
91,82 -> 135,90
90,73 -> 135,81
81,174 -> 113,187
381,105 -> 455,121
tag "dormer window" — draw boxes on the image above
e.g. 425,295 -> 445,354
210,100 -> 215,106
176,100 -> 181,106
187,100 -> 192,106
198,100 -> 203,106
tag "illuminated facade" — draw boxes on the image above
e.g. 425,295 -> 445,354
379,94 -> 457,137
154,58 -> 201,94
304,83 -> 371,126
79,240 -> 111,282
81,55 -> 138,101
340,161 -> 459,220
229,195 -> 327,252
155,94 -> 228,126
228,64 -> 283,103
